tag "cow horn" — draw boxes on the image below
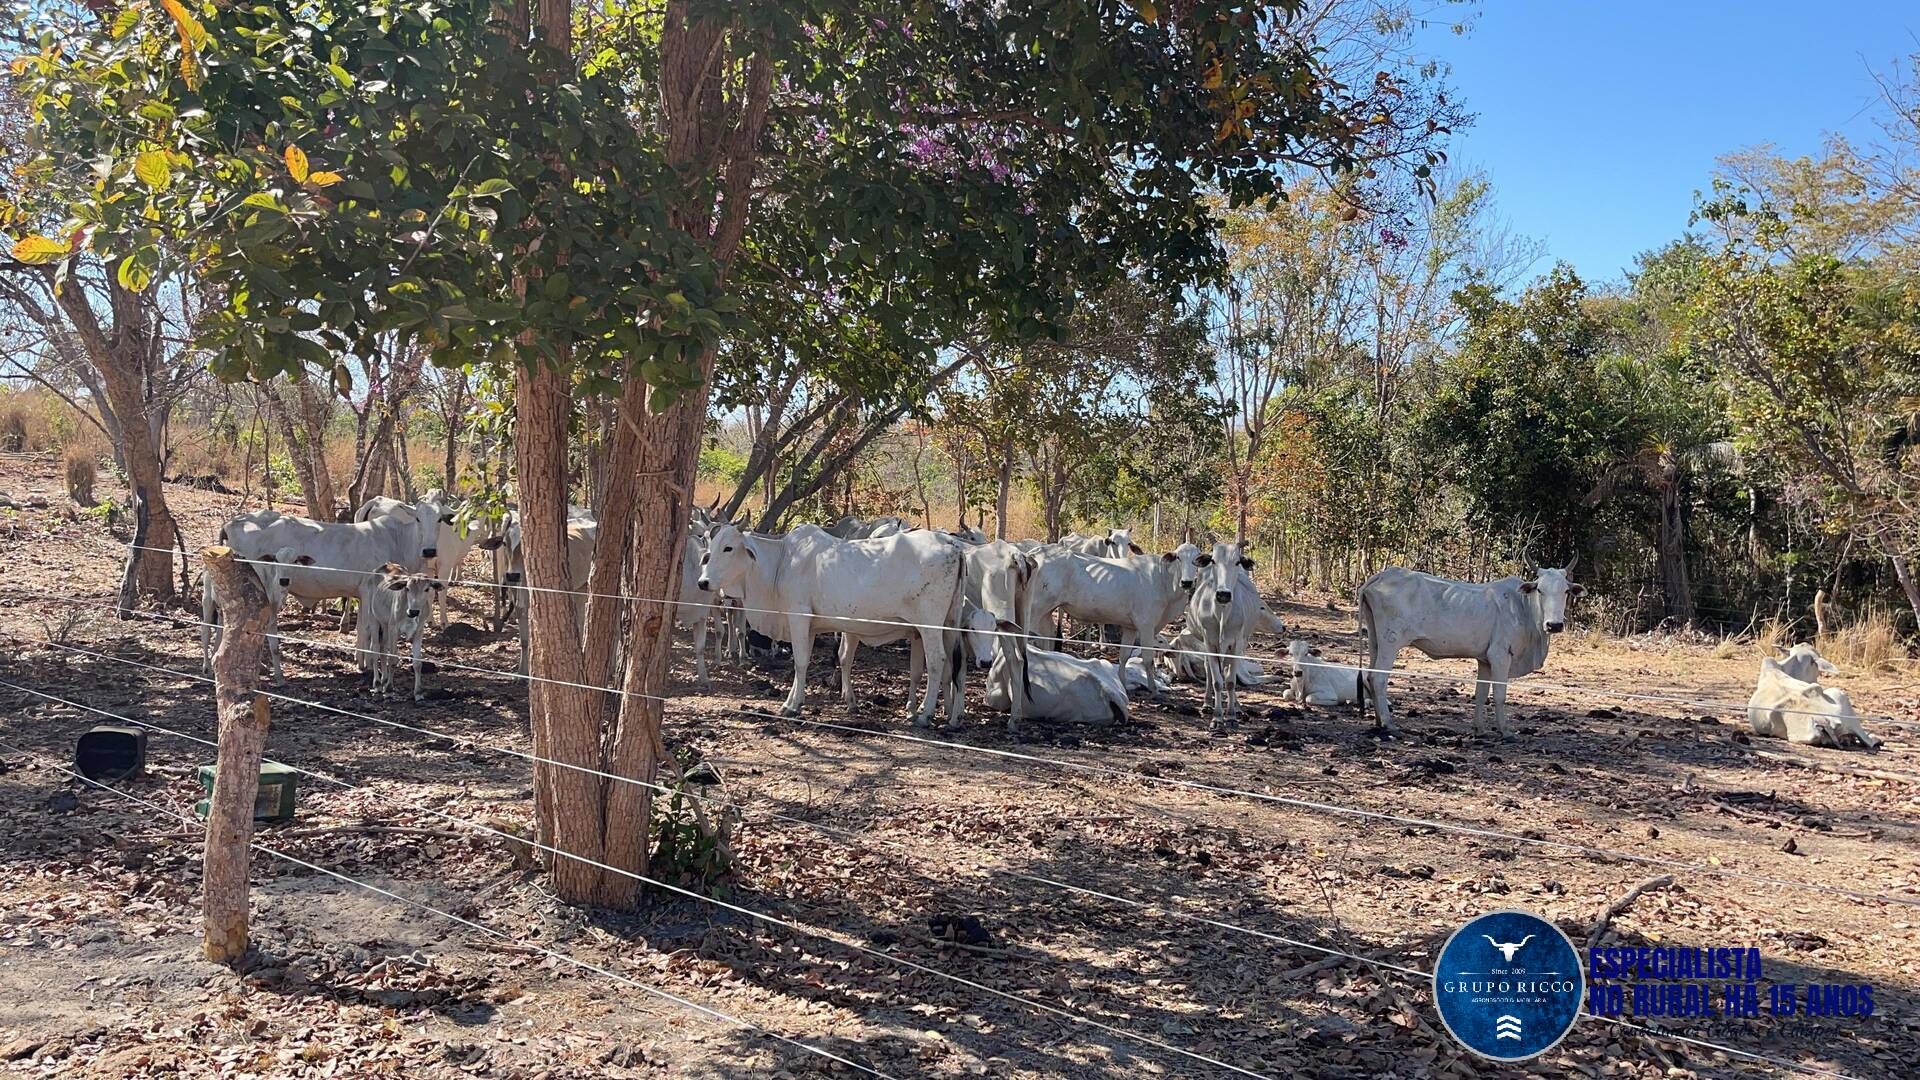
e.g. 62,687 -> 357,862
1564,552 -> 1579,574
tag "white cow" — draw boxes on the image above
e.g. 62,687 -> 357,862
960,540 -> 1035,666
1357,561 -> 1584,736
1060,529 -> 1141,558
1285,640 -> 1364,706
980,615 -> 1129,732
1772,642 -> 1840,683
1188,542 -> 1256,729
361,563 -> 434,700
697,523 -> 967,727
488,517 -> 599,674
356,490 -> 481,630
199,545 -> 310,680
212,504 -> 441,678
1023,546 -> 1198,694
1748,656 -> 1882,750
677,524 -> 717,685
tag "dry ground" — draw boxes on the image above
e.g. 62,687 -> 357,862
2,453 -> 1918,1079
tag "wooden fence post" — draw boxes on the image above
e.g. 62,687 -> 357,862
200,545 -> 272,965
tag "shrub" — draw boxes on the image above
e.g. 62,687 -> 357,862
1817,607 -> 1905,673
0,407 -> 26,452
66,451 -> 98,506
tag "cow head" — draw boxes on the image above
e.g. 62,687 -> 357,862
961,603 -> 998,668
1518,556 -> 1583,633
1194,543 -> 1253,605
697,524 -> 755,593
1104,528 -> 1144,558
1161,542 -> 1202,591
252,547 -> 314,610
1772,642 -> 1839,683
380,563 -> 433,640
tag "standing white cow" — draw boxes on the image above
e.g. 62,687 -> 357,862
1188,542 -> 1256,729
1022,546 -> 1198,694
960,540 -> 1034,666
199,545 -> 310,680
696,523 -> 967,727
212,503 -> 442,679
356,490 -> 480,630
980,616 -> 1128,732
677,524 -> 717,685
1357,561 -> 1584,736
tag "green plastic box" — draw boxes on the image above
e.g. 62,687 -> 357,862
193,762 -> 298,823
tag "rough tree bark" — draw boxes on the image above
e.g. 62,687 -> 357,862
52,276 -> 179,601
199,546 -> 271,964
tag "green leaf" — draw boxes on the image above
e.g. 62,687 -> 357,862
469,178 -> 514,197
241,192 -> 287,212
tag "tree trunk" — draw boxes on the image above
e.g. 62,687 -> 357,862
994,445 -> 1012,540
52,282 -> 178,601
1887,551 -> 1920,632
264,385 -> 324,517
1655,476 -> 1695,626
199,546 -> 272,965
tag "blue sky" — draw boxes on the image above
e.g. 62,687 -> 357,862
1413,2 -> 1917,285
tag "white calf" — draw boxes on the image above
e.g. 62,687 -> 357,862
361,563 -> 434,700
1285,640 -> 1364,707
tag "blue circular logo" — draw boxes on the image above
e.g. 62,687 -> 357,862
1432,909 -> 1584,1061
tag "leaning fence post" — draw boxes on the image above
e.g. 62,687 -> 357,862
200,544 -> 272,965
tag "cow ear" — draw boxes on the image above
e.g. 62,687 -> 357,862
295,555 -> 315,565
1194,554 -> 1213,566
1568,583 -> 1585,596
994,620 -> 1020,634
1161,552 -> 1176,562
387,578 -> 409,591
475,536 -> 503,550
1520,581 -> 1537,593
257,553 -> 277,562
1129,543 -> 1144,555
1309,647 -> 1322,656
744,547 -> 756,560
1239,556 -> 1256,570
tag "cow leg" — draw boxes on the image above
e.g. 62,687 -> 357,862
1471,658 -> 1492,735
411,625 -> 425,703
265,608 -> 285,684
1843,716 -> 1884,752
911,632 -> 945,729
838,635 -> 860,710
1484,656 -> 1513,737
692,611 -> 710,687
1365,638 -> 1399,732
781,616 -> 813,716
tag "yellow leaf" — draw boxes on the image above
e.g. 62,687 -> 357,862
284,146 -> 310,183
307,171 -> 342,187
1134,0 -> 1159,23
158,0 -> 203,89
332,364 -> 352,396
9,235 -> 70,264
8,57 -> 28,76
134,150 -> 172,191
1202,61 -> 1223,90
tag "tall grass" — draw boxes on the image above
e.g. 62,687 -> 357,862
1816,607 -> 1906,673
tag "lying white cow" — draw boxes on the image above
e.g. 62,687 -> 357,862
980,615 -> 1129,732
1748,653 -> 1882,751
1772,642 -> 1840,683
1188,543 -> 1256,728
697,523 -> 967,727
361,563 -> 435,700
1023,546 -> 1197,694
1285,640 -> 1364,707
1357,560 -> 1583,736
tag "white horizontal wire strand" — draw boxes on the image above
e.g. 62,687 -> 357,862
0,685 -> 1857,1080
0,643 -> 1417,975
0,732 -> 897,1079
20,626 -> 1920,911
0,674 -> 1283,1080
116,543 -> 1920,734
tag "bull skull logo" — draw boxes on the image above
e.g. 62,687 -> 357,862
1482,934 -> 1535,962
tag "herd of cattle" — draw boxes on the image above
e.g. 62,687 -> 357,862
192,500 -> 1887,751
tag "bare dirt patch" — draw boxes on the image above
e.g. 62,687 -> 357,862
2,456 -> 1917,1078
